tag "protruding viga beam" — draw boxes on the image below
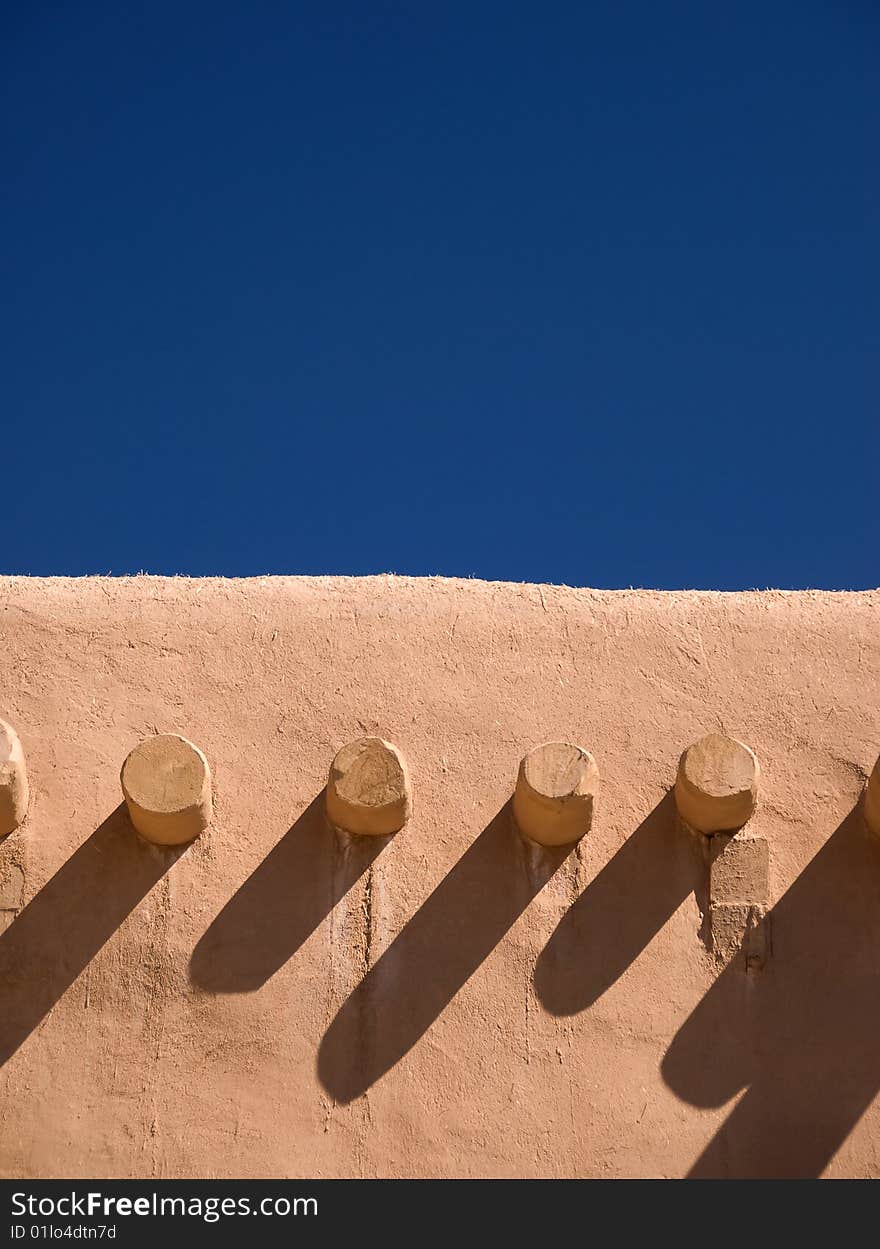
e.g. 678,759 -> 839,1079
865,756 -> 880,838
121,733 -> 213,846
674,732 -> 759,835
326,737 -> 411,836
513,741 -> 599,847
0,719 -> 29,838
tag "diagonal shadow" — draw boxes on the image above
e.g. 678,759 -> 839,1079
317,802 -> 571,1104
0,804 -> 183,1066
189,792 -> 385,993
662,806 -> 880,1178
534,791 -> 704,1015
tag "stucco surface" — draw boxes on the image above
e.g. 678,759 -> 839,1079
0,575 -> 878,1179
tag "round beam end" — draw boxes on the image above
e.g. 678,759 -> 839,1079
121,733 -> 213,846
0,719 -> 29,838
513,741 -> 598,847
326,737 -> 411,837
674,733 -> 758,835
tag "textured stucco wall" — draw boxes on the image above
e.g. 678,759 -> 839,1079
0,575 -> 878,1179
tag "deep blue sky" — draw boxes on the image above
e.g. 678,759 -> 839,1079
4,3 -> 877,587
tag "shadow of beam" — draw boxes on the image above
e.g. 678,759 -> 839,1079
0,804 -> 183,1066
662,807 -> 880,1178
189,792 -> 385,993
317,802 -> 571,1104
534,792 -> 703,1015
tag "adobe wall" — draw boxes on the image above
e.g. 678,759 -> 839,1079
0,575 -> 878,1179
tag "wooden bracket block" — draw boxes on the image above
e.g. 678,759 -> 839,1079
865,755 -> 880,837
